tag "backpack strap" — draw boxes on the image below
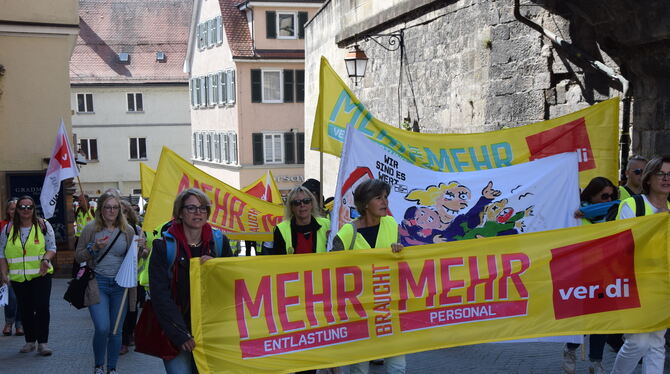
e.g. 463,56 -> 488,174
623,186 -> 634,197
164,233 -> 177,280
633,194 -> 645,217
213,229 -> 223,257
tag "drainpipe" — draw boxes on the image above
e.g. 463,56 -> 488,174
513,0 -> 631,181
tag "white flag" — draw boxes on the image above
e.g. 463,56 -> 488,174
40,120 -> 79,219
115,235 -> 139,288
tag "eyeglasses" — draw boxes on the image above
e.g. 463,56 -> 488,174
633,168 -> 644,175
600,193 -> 616,201
290,198 -> 312,207
17,205 -> 34,211
183,205 -> 208,214
654,171 -> 670,179
103,205 -> 120,211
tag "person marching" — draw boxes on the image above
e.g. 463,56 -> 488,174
610,156 -> 670,374
332,179 -> 405,374
0,195 -> 56,356
149,188 -> 232,373
270,185 -> 330,256
75,191 -> 137,374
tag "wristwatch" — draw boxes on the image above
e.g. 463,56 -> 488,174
41,258 -> 51,265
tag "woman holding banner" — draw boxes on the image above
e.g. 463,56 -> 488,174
270,185 -> 330,256
333,179 -> 405,374
610,156 -> 670,374
149,188 -> 232,374
76,191 -> 136,374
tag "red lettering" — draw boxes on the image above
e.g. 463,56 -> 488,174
499,253 -> 530,299
262,214 -> 283,231
178,174 -> 191,193
234,276 -> 276,339
398,260 -> 436,311
211,190 -> 230,227
276,273 -> 305,331
467,255 -> 498,302
439,258 -> 464,305
228,196 -> 246,231
336,266 -> 366,321
304,269 -> 334,327
200,182 -> 214,195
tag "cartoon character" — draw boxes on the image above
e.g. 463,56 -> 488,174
338,167 -> 373,228
455,199 -> 534,240
399,206 -> 447,246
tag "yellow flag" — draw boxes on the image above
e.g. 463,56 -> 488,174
191,214 -> 670,373
311,57 -> 619,187
142,147 -> 283,240
139,162 -> 155,199
241,170 -> 283,205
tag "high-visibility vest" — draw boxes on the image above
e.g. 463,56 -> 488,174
277,217 -> 330,254
618,186 -> 635,201
4,225 -> 53,282
617,195 -> 670,218
336,216 -> 397,250
75,210 -> 94,237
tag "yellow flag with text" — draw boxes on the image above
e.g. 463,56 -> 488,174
191,214 -> 670,374
142,147 -> 283,240
139,162 -> 155,199
311,57 -> 619,187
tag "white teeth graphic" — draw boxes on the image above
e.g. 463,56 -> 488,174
443,207 -> 459,215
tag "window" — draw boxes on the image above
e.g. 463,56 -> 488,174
194,78 -> 202,107
77,93 -> 94,113
266,11 -> 308,39
129,137 -> 147,160
127,93 -> 143,112
199,77 -> 207,108
218,71 -> 226,105
251,69 -> 300,103
211,74 -> 219,105
252,132 -> 303,165
79,138 -> 98,161
262,70 -> 282,103
213,133 -> 221,163
264,133 -> 283,164
205,133 -> 213,161
197,132 -> 204,159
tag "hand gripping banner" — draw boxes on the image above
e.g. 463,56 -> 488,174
310,57 -> 619,188
191,214 -> 670,373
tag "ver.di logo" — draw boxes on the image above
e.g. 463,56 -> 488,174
525,118 -> 596,171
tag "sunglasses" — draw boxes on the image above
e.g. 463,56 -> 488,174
18,205 -> 34,211
290,198 -> 312,207
183,204 -> 208,214
600,193 -> 616,201
633,168 -> 643,175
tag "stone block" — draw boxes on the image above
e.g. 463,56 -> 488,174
545,87 -> 557,105
492,24 -> 510,41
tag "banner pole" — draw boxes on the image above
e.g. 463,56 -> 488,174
112,288 -> 128,335
76,176 -> 89,211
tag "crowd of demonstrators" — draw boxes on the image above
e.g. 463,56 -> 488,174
610,156 -> 670,374
1,197 -> 23,337
0,195 -> 56,356
75,191 -> 138,374
332,179 -> 405,374
148,188 -> 232,374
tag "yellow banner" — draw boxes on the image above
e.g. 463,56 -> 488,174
311,57 -> 619,187
191,214 -> 670,374
241,170 -> 283,205
142,147 -> 283,240
139,162 -> 155,199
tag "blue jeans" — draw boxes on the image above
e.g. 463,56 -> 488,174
4,283 -> 22,328
163,350 -> 198,374
88,275 -> 128,369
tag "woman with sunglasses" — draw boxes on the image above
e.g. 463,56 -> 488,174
270,186 -> 330,257
332,179 -> 404,374
1,198 -> 24,337
75,191 -> 137,374
0,195 -> 56,356
149,188 -> 232,373
610,156 -> 670,374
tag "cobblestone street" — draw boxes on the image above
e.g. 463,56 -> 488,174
0,279 -> 662,373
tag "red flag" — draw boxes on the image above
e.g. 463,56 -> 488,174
40,120 -> 79,218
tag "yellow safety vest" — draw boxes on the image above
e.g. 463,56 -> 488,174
618,186 -> 635,201
4,225 -> 53,282
75,210 -> 94,237
277,217 -> 330,254
617,196 -> 670,218
336,216 -> 397,250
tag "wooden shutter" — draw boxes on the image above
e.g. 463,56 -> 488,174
230,70 -> 236,103
298,12 -> 308,39
284,132 -> 295,164
283,70 -> 294,103
251,69 -> 262,103
296,70 -> 304,103
266,11 -> 276,39
297,132 -> 305,164
252,133 -> 264,165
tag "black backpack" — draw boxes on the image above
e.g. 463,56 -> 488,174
605,194 -> 645,221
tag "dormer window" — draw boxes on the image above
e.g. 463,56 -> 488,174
277,12 -> 297,39
156,52 -> 166,62
118,52 -> 130,63
266,11 -> 308,39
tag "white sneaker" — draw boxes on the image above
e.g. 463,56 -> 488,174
589,361 -> 606,374
562,346 -> 577,374
19,342 -> 35,353
37,343 -> 53,356
93,367 -> 104,374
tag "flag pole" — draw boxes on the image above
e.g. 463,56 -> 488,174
76,176 -> 89,211
112,288 -> 128,335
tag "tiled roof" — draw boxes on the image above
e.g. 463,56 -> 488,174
70,0 -> 192,84
219,0 -> 254,57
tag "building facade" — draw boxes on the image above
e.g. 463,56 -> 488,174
70,0 -> 193,197
185,0 -> 324,195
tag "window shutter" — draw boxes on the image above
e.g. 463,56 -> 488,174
217,16 -> 223,44
298,12 -> 308,39
90,139 -> 98,160
231,133 -> 238,164
86,94 -> 94,112
136,94 -> 143,111
221,72 -> 228,103
284,132 -> 295,164
283,70 -> 294,103
297,132 -> 305,164
296,70 -> 304,103
252,133 -> 264,165
266,11 -> 276,39
229,70 -> 236,103
251,69 -> 262,103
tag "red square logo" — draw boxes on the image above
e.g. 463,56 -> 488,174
525,118 -> 596,171
550,230 -> 640,320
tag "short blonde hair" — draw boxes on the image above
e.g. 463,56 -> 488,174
172,188 -> 211,223
405,181 -> 464,205
284,186 -> 320,221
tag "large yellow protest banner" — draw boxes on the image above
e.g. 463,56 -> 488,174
310,57 -> 619,187
139,162 -> 155,198
142,147 -> 283,240
191,214 -> 670,373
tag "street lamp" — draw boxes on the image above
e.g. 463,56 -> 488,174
344,45 -> 368,86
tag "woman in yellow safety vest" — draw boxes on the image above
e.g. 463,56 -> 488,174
610,156 -> 670,374
0,195 -> 56,356
271,186 -> 330,255
332,179 -> 404,374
